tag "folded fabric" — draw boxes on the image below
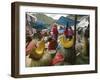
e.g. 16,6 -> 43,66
51,52 -> 64,65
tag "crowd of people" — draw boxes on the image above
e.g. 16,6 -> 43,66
25,21 -> 89,67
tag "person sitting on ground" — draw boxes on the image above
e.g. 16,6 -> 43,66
26,26 -> 37,56
48,37 -> 57,50
47,37 -> 58,58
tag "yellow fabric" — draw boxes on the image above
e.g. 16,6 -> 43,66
35,40 -> 45,55
59,36 -> 74,48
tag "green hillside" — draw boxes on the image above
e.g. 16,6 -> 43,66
32,13 -> 56,25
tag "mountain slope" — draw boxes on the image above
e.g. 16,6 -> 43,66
32,13 -> 56,25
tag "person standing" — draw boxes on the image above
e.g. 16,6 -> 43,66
51,24 -> 58,41
64,27 -> 68,38
67,27 -> 74,40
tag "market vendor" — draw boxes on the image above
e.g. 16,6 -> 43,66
47,37 -> 58,58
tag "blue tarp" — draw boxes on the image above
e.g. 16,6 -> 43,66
31,20 -> 46,30
56,16 -> 79,27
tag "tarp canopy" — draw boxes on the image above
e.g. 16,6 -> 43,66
56,16 -> 79,27
30,20 -> 46,30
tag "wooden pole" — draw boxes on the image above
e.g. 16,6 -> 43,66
71,15 -> 77,64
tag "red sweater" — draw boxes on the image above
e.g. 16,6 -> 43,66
51,27 -> 58,35
48,40 -> 57,50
